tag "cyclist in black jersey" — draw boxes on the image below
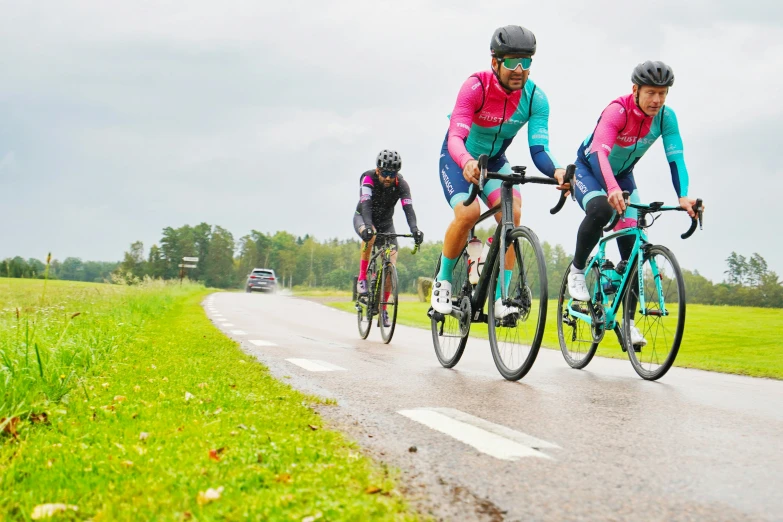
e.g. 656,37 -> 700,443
354,150 -> 423,325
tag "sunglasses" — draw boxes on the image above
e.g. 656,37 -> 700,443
379,170 -> 398,178
500,57 -> 533,71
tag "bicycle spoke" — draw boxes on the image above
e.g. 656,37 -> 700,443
557,262 -> 601,369
625,246 -> 685,380
488,228 -> 546,381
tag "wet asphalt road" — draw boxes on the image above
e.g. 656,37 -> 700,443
203,292 -> 782,522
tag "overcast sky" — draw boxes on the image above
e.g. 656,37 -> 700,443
1,1 -> 781,282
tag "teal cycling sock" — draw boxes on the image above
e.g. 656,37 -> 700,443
495,269 -> 513,300
436,254 -> 458,283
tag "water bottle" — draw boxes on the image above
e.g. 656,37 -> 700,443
601,260 -> 622,295
476,237 -> 493,279
467,238 -> 482,284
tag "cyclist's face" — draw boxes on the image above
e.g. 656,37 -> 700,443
493,54 -> 531,91
376,168 -> 396,187
634,85 -> 668,116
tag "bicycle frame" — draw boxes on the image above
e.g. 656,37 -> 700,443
566,226 -> 647,332
448,156 -> 572,324
566,199 -> 701,333
360,234 -> 419,313
464,184 -> 516,323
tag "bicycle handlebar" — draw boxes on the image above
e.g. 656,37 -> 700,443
372,233 -> 420,254
463,155 -> 574,214
603,191 -> 704,239
549,164 -> 576,215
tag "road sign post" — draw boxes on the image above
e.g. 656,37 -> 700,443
180,257 -> 199,284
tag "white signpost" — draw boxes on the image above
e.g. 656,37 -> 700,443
179,257 -> 199,283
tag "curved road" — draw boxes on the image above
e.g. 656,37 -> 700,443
204,292 -> 782,522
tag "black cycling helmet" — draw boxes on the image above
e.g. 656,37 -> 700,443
490,25 -> 536,57
376,149 -> 401,171
631,60 -> 675,87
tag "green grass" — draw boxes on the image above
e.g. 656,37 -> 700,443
330,298 -> 783,379
0,279 -> 416,520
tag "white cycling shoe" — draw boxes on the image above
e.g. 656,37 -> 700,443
629,324 -> 648,347
356,279 -> 368,296
431,280 -> 453,314
494,298 -> 519,319
567,271 -> 591,302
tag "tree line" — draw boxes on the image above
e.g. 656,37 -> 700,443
4,224 -> 781,308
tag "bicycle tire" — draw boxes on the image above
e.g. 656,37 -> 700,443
557,262 -> 601,369
379,262 -> 399,344
357,261 -> 377,340
487,226 -> 547,381
623,245 -> 685,380
430,249 -> 470,368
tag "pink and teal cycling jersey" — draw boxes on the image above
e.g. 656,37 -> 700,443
578,93 -> 689,197
447,71 -> 561,175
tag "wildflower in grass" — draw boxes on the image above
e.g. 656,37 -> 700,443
196,486 -> 224,506
31,504 -> 78,520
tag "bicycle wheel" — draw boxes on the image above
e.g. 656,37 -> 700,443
487,226 -> 547,381
357,264 -> 377,340
379,262 -> 399,344
430,249 -> 471,368
557,262 -> 601,369
623,245 -> 685,380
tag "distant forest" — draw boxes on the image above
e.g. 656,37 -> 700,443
3,223 -> 782,308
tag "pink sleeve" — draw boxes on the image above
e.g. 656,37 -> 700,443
590,103 -> 625,194
447,76 -> 483,169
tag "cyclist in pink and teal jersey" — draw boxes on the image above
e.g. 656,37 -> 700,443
432,25 -> 568,317
561,61 -> 701,346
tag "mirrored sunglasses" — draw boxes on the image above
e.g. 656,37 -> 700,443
501,57 -> 533,71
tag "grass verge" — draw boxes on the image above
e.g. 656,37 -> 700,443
329,298 -> 783,380
0,279 -> 415,520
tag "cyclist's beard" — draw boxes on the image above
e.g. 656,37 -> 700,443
493,68 -> 525,92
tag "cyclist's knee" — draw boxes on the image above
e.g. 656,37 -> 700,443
453,200 -> 481,227
585,196 -> 613,227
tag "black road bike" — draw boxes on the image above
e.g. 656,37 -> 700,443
429,154 -> 574,380
354,233 -> 419,344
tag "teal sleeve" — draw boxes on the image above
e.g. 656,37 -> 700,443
528,86 -> 563,175
661,107 -> 689,198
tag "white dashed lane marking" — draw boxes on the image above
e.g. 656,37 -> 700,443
249,340 -> 277,347
221,323 -> 234,327
398,407 -> 560,461
286,359 -> 347,372
231,330 -> 247,335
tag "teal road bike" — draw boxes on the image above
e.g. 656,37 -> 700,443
556,191 -> 703,380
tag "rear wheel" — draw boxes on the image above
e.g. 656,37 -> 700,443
487,227 -> 547,381
624,245 -> 685,380
379,263 -> 399,344
431,249 -> 471,368
557,262 -> 601,369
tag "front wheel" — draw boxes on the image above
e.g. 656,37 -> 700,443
556,262 -> 601,369
487,227 -> 547,381
623,245 -> 686,380
379,263 -> 399,344
357,266 -> 377,340
430,249 -> 470,368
